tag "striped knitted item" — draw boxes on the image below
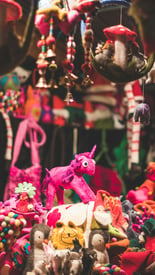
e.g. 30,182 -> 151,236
127,118 -> 141,169
124,80 -> 143,169
0,111 -> 13,160
124,81 -> 136,115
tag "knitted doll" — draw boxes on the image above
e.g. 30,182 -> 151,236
23,223 -> 51,275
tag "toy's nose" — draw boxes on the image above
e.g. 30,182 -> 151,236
44,239 -> 49,244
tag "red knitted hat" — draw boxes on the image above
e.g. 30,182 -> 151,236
0,0 -> 22,21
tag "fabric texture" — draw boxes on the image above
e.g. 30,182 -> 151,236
3,117 -> 46,202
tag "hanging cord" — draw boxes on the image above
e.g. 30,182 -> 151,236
95,130 -> 113,168
120,5 -> 123,25
73,127 -> 78,155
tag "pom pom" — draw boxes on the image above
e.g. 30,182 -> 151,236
46,35 -> 55,46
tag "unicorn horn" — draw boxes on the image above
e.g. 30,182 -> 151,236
89,145 -> 97,158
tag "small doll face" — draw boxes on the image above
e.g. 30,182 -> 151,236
34,230 -> 45,248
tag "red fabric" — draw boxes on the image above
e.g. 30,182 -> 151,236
0,0 -> 22,21
121,250 -> 155,275
89,165 -> 122,196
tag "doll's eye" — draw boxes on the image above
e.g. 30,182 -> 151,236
82,161 -> 88,167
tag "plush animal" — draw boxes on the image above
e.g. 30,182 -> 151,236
88,229 -> 109,266
43,241 -> 82,275
23,223 -> 51,275
42,145 -> 96,210
133,102 -> 151,126
51,221 -> 84,250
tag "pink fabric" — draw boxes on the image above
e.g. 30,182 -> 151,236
3,117 -> 46,202
42,146 -> 97,210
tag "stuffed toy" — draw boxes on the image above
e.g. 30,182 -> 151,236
51,221 -> 84,250
35,0 -> 82,36
81,247 -> 97,275
0,0 -> 38,76
126,162 -> 155,204
23,223 -> 51,275
24,85 -> 42,122
88,229 -> 109,266
42,145 -> 96,210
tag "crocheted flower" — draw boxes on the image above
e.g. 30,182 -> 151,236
15,182 -> 36,199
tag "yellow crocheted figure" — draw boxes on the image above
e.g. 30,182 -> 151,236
51,221 -> 84,250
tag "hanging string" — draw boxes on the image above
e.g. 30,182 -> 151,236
120,5 -> 123,25
142,77 -> 145,103
64,0 -> 70,11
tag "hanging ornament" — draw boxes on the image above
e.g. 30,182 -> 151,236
35,35 -> 49,89
133,79 -> 151,126
63,35 -> 78,104
91,23 -> 155,83
81,14 -> 94,87
46,16 -> 58,89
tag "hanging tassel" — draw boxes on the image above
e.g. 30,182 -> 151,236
81,13 -> 94,87
63,35 -> 77,104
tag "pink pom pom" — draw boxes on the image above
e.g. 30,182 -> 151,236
46,35 -> 56,46
37,39 -> 45,48
59,10 -> 81,35
35,14 -> 50,36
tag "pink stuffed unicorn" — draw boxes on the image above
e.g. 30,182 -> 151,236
42,145 -> 97,209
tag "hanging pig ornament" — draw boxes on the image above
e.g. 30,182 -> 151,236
91,24 -> 155,83
42,145 -> 97,210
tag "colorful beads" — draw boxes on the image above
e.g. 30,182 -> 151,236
94,263 -> 126,274
0,89 -> 20,113
0,211 -> 27,252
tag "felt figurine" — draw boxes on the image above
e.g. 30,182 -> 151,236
39,88 -> 53,124
81,247 -> 97,275
24,85 -> 42,122
91,24 -> 155,83
133,102 -> 151,126
35,0 -> 82,36
23,223 -> 51,275
51,221 -> 85,250
42,145 -> 96,210
126,162 -> 155,205
88,229 -> 109,266
0,0 -> 38,76
43,240 -> 83,275
14,182 -> 36,213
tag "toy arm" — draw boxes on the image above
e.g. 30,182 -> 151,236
70,177 -> 96,203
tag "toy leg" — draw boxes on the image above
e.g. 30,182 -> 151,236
46,181 -> 57,210
126,179 -> 155,204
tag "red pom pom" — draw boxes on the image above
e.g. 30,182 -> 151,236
62,60 -> 74,72
81,63 -> 92,74
37,39 -> 45,48
46,35 -> 55,46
